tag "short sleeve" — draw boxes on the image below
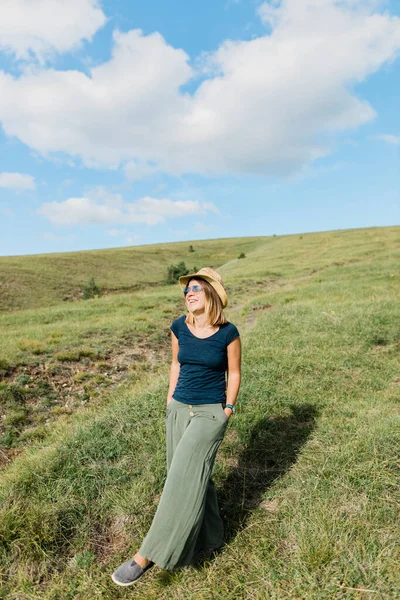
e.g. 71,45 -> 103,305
170,316 -> 183,339
226,323 -> 240,346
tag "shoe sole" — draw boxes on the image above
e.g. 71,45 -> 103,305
111,562 -> 153,586
111,572 -> 142,587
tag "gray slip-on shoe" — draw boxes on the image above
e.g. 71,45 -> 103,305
111,558 -> 154,587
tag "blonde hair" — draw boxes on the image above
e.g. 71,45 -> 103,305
185,278 -> 228,326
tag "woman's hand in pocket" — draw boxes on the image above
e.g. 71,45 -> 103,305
224,407 -> 233,421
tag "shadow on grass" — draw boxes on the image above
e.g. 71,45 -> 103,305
189,402 -> 318,570
218,403 -> 318,545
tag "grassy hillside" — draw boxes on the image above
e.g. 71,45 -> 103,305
0,226 -> 399,599
0,236 -> 267,311
1,227 -> 398,312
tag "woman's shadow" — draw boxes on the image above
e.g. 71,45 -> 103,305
217,403 -> 318,548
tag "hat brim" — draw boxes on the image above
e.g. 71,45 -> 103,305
179,272 -> 212,289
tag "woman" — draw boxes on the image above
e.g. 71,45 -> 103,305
112,267 -> 241,586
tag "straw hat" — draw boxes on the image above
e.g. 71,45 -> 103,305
179,267 -> 228,308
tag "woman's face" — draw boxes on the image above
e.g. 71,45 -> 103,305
185,279 -> 206,314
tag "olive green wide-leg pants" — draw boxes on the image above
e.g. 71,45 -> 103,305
139,398 -> 228,570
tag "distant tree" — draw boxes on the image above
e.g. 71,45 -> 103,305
188,245 -> 195,252
166,261 -> 190,284
82,276 -> 101,299
238,252 -> 246,259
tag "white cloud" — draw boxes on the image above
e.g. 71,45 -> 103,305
0,2 -> 399,177
0,0 -> 106,62
38,196 -> 218,226
0,29 -> 190,168
87,186 -> 124,208
375,134 -> 400,145
126,197 -> 219,225
0,172 -> 36,190
39,197 -> 123,225
124,160 -> 158,181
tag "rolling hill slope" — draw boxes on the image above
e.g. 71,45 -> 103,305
1,226 -> 398,311
0,225 -> 399,599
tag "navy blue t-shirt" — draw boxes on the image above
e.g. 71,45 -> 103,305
170,316 -> 240,405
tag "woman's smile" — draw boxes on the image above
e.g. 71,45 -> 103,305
185,279 -> 206,311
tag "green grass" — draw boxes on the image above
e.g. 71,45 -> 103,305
0,288 -> 180,451
0,236 -> 267,311
0,226 -> 399,599
3,227 -> 397,311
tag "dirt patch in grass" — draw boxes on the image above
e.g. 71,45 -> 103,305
246,303 -> 274,327
0,335 -> 171,466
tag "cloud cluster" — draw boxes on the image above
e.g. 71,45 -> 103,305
0,0 -> 106,61
0,172 -> 36,190
38,195 -> 218,226
0,0 -> 399,178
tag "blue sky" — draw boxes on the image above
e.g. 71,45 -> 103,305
0,0 -> 399,257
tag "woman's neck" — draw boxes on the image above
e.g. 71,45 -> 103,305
192,313 -> 212,329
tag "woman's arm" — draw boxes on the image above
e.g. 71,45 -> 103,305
167,331 -> 180,405
225,336 -> 241,418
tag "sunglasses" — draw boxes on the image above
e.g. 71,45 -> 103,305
183,285 -> 204,294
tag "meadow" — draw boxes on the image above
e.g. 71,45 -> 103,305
0,226 -> 399,599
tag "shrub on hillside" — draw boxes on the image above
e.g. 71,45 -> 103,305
82,277 -> 101,300
166,262 -> 190,284
0,358 -> 13,378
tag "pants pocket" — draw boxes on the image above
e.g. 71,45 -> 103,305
166,400 -> 175,416
220,405 -> 228,423
197,410 -> 217,422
